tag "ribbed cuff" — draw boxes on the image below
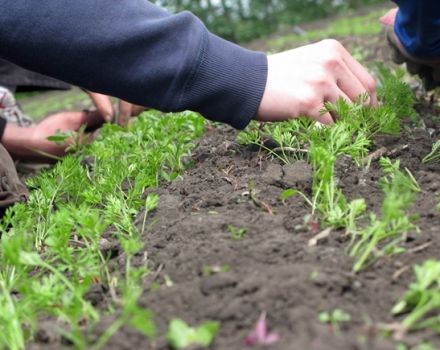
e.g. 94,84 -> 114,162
0,118 -> 7,141
181,31 -> 268,129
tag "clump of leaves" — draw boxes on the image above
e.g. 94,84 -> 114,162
318,309 -> 351,332
349,158 -> 420,272
422,140 -> 440,164
166,319 -> 219,349
392,260 -> 440,336
376,63 -> 417,122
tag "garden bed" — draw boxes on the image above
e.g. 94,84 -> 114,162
92,112 -> 439,350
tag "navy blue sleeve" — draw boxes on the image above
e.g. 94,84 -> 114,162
0,0 -> 267,129
394,0 -> 440,58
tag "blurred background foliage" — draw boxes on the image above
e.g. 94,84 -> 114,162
152,0 -> 386,42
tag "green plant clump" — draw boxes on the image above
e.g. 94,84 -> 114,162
238,67 -> 419,270
422,140 -> 440,164
318,309 -> 351,332
349,158 -> 420,272
0,110 -> 204,349
392,260 -> 440,335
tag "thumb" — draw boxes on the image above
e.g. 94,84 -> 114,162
380,8 -> 398,26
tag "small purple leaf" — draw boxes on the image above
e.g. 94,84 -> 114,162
245,313 -> 280,346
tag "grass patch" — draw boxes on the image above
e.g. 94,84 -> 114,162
269,9 -> 384,51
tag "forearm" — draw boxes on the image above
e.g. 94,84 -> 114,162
1,123 -> 39,159
0,0 -> 267,129
393,0 -> 440,57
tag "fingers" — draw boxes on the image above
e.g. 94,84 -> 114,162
337,45 -> 377,106
87,91 -> 114,122
118,100 -> 132,126
335,63 -> 371,103
380,8 -> 398,26
312,87 -> 351,125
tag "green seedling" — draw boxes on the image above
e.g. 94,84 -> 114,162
227,225 -> 248,240
309,270 -> 320,281
392,260 -> 440,336
202,264 -> 231,276
279,188 -> 313,207
47,124 -> 89,153
349,158 -> 420,272
318,309 -> 351,331
166,319 -> 219,349
422,140 -> 440,164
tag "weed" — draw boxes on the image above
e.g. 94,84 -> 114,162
318,309 -> 351,331
227,225 -> 248,240
166,319 -> 219,349
279,188 -> 312,207
202,265 -> 231,276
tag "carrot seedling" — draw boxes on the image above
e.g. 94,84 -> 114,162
422,140 -> 440,164
392,260 -> 440,336
349,158 -> 420,272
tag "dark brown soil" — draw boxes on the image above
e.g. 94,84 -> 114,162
29,107 -> 440,350
67,104 -> 437,350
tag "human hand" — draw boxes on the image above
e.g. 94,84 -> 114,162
87,91 -> 145,125
257,39 -> 377,124
87,91 -> 115,122
2,110 -> 103,160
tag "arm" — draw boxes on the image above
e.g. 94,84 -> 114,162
0,0 -> 266,129
0,1 -> 375,129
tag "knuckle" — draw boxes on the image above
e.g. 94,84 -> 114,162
323,57 -> 343,71
300,93 -> 321,114
311,70 -> 332,89
321,38 -> 343,51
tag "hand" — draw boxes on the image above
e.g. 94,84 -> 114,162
87,91 -> 115,122
380,8 -> 440,90
2,110 -> 103,160
87,91 -> 146,125
257,39 -> 377,124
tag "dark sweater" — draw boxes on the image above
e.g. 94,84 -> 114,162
394,0 -> 440,58
0,0 -> 268,129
